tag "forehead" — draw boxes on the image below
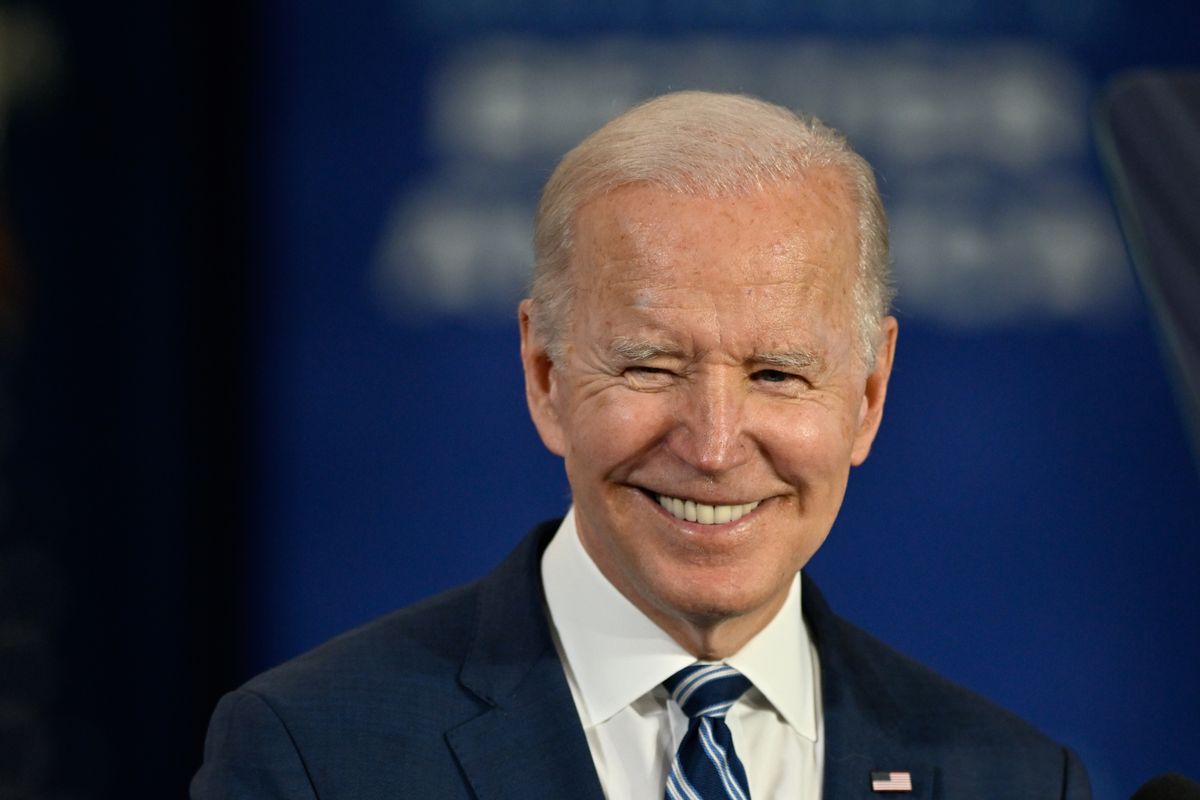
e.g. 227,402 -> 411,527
568,175 -> 861,335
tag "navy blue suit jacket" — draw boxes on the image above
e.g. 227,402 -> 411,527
192,521 -> 1090,798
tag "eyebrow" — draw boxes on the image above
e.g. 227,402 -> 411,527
609,337 -> 686,362
754,350 -> 824,373
609,336 -> 824,373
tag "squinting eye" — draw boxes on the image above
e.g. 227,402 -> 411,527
755,369 -> 792,383
623,366 -> 675,387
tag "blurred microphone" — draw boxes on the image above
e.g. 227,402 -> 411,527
1131,773 -> 1200,800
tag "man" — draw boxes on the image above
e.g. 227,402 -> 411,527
193,91 -> 1091,798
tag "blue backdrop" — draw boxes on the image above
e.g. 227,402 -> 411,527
244,2 -> 1200,797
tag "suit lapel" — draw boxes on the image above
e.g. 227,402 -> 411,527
804,574 -> 936,800
447,522 -> 606,800
447,654 -> 604,800
820,713 -> 935,799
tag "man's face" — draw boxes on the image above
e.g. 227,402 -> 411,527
521,174 -> 896,649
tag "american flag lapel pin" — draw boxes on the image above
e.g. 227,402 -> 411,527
870,771 -> 913,792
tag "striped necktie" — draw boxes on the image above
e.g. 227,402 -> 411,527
663,663 -> 753,800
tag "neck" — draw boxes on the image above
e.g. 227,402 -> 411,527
647,591 -> 790,661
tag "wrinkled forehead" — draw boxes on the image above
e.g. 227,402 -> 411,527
569,173 -> 861,297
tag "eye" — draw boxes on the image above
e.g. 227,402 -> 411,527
751,368 -> 811,393
623,365 -> 675,389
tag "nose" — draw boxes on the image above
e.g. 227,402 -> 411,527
667,370 -> 750,474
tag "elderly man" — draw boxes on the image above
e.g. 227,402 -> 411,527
193,92 -> 1090,799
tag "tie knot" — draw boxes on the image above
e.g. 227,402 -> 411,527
664,663 -> 752,720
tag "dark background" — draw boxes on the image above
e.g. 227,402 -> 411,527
0,0 -> 1197,797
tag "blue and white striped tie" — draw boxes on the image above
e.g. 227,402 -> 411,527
664,663 -> 753,800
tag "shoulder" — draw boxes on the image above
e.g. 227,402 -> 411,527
241,517 -> 562,712
192,519 -> 564,799
192,578 -> 497,798
210,518 -> 561,744
829,608 -> 1056,741
803,573 -> 1091,798
243,578 -> 483,708
207,577 -> 497,787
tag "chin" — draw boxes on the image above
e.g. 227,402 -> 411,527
648,564 -> 786,626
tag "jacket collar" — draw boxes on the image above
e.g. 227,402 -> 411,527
447,521 -> 606,800
803,573 -> 935,799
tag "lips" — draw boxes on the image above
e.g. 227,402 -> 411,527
654,493 -> 761,525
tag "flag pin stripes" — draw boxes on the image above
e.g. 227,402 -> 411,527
870,771 -> 913,792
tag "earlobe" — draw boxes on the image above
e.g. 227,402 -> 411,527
850,316 -> 898,466
518,299 -> 567,457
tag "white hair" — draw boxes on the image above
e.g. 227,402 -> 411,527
529,90 -> 894,367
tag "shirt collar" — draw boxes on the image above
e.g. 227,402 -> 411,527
541,507 -> 818,741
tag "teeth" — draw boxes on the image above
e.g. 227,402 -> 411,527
656,494 -> 761,525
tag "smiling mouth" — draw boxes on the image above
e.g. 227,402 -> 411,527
652,492 -> 762,525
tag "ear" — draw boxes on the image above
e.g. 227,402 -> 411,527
850,315 -> 898,466
519,299 -> 567,456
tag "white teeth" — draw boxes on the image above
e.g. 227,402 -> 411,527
656,494 -> 761,525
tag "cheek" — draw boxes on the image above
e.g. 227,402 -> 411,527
565,390 -> 673,469
758,403 -> 858,478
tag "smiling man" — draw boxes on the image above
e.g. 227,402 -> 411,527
194,92 -> 1091,799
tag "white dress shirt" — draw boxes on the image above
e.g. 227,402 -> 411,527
541,508 -> 824,799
